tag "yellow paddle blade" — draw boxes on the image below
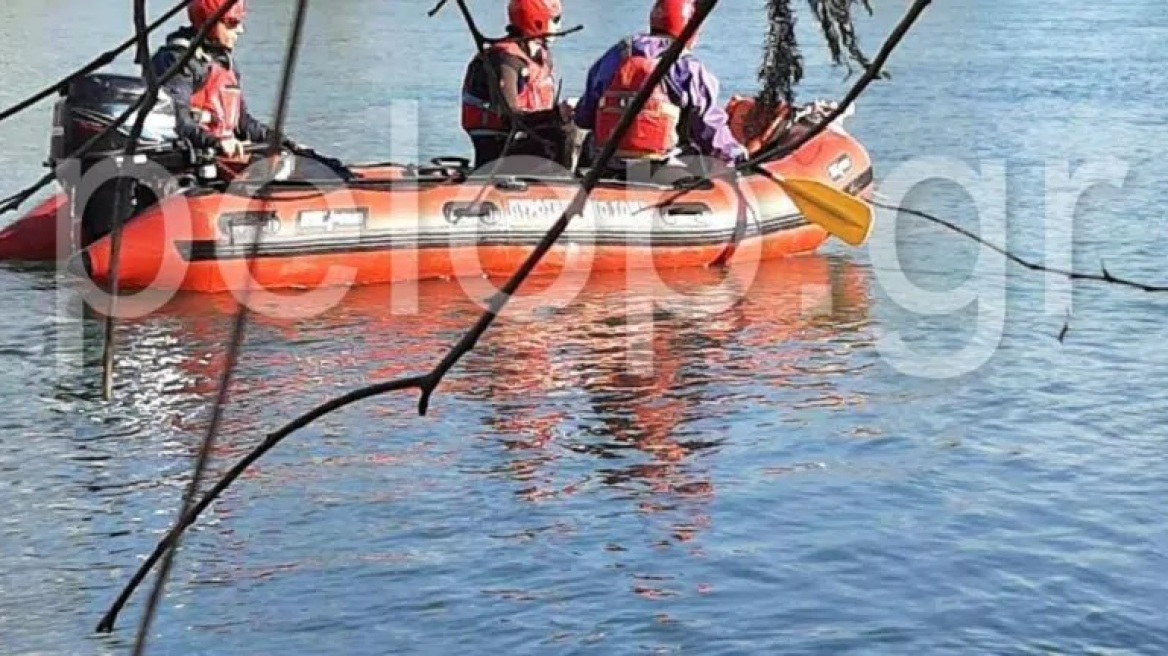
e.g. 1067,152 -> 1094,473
775,177 -> 875,247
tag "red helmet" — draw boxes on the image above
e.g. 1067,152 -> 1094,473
649,0 -> 697,41
508,0 -> 563,39
188,0 -> 247,29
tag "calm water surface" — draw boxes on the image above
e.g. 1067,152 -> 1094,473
2,1 -> 1168,654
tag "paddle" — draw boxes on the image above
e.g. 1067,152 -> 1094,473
752,166 -> 875,247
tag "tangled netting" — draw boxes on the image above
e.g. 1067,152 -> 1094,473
756,0 -> 880,119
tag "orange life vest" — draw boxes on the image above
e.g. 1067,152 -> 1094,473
593,39 -> 683,160
189,59 -> 242,140
163,34 -> 243,140
726,94 -> 791,156
461,40 -> 556,136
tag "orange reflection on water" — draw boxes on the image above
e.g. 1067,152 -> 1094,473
129,253 -> 872,470
109,255 -> 872,591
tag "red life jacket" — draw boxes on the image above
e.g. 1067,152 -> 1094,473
461,40 -> 556,136
189,58 -> 242,140
593,39 -> 683,160
165,34 -> 243,140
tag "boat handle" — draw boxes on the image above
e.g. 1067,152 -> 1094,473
494,177 -> 528,192
431,156 -> 471,170
453,205 -> 492,218
662,203 -> 710,216
442,201 -> 500,224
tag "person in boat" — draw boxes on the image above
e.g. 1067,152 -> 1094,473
147,0 -> 299,166
459,0 -> 575,171
572,0 -> 749,180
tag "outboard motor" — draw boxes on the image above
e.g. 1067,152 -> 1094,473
47,73 -> 194,247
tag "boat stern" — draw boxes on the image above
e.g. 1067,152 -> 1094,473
77,191 -> 209,291
0,192 -> 72,262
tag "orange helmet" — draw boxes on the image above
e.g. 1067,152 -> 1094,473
188,0 -> 247,29
508,0 -> 563,38
649,0 -> 697,41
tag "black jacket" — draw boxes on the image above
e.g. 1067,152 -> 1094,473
147,27 -> 273,150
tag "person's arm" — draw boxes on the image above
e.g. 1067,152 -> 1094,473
494,51 -> 561,126
495,53 -> 524,111
678,56 -> 748,165
235,95 -> 275,144
572,45 -> 620,131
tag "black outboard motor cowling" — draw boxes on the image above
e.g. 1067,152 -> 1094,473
48,73 -> 192,248
49,73 -> 181,166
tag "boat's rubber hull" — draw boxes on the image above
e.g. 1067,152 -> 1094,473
77,220 -> 836,293
56,120 -> 873,293
0,192 -> 69,262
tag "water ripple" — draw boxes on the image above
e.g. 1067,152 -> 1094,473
5,1 -> 1168,653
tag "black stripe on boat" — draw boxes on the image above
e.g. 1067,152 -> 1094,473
845,167 -> 874,196
175,212 -> 812,262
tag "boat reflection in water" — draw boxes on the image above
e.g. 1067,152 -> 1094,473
95,254 -> 872,598
445,254 -> 872,571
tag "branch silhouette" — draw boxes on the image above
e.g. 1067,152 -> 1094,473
644,0 -> 933,216
118,0 -> 315,652
871,200 -> 1168,293
868,199 -> 1168,343
96,0 -> 722,634
0,0 -> 192,125
100,0 -> 163,402
0,0 -> 245,216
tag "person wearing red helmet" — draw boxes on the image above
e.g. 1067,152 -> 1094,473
460,0 -> 574,170
147,0 -> 293,163
574,0 -> 748,178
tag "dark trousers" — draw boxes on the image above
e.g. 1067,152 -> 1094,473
470,126 -> 568,174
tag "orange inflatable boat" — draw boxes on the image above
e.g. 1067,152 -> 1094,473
0,74 -> 874,293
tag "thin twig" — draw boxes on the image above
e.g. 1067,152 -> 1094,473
871,200 -> 1168,292
435,0 -> 571,165
96,0 -> 722,632
431,0 -> 525,208
126,0 -> 312,652
868,198 -> 1168,344
0,0 -> 246,217
644,0 -> 933,213
0,0 -> 192,124
101,0 -> 158,402
427,0 -> 583,44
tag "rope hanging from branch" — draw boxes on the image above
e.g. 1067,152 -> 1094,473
755,0 -> 883,122
757,0 -> 803,111
811,0 -> 878,76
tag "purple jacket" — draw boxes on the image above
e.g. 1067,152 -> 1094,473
574,33 -> 748,164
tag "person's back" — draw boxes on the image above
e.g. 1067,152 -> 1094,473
459,0 -> 573,172
573,0 -> 747,179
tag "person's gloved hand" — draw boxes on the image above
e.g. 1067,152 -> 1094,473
218,137 -> 248,160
